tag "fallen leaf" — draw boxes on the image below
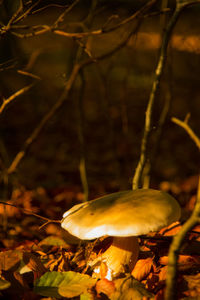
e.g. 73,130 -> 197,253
0,278 -> 11,290
0,250 -> 22,271
111,275 -> 154,300
183,273 -> 200,297
80,292 -> 95,300
39,235 -> 70,248
34,271 -> 96,298
159,222 -> 181,236
159,255 -> 199,269
158,266 -> 167,281
132,258 -> 153,281
96,278 -> 115,297
23,252 -> 47,280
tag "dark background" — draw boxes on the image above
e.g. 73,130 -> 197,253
0,0 -> 200,198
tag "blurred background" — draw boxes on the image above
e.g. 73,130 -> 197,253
0,0 -> 200,200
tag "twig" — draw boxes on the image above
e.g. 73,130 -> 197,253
142,81 -> 171,189
171,117 -> 200,150
0,84 -> 34,114
17,70 -> 41,80
53,0 -> 156,38
165,73 -> 200,299
0,201 -> 61,223
7,64 -> 80,175
165,176 -> 200,300
76,70 -> 89,202
6,0 -> 156,40
54,0 -> 80,28
13,0 -> 42,24
132,1 -> 183,190
6,1 -> 149,176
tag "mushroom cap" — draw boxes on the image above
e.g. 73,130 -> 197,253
61,189 -> 181,240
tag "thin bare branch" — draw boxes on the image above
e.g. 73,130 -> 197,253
0,201 -> 61,223
172,117 -> 200,150
13,0 -> 42,24
7,64 -> 80,175
10,26 -> 50,38
0,84 -> 34,114
6,0 -> 156,40
54,0 -> 80,28
6,0 -> 155,176
165,176 -> 200,300
165,78 -> 200,299
132,3 -> 183,190
53,0 -> 157,38
17,70 -> 41,80
6,0 -> 23,27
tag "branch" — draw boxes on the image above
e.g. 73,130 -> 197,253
7,63 -> 80,175
165,176 -> 200,300
171,117 -> 200,150
5,0 -> 156,40
132,2 -> 183,190
17,70 -> 41,80
165,111 -> 200,298
0,84 -> 34,114
54,0 -> 81,28
6,1 -> 150,175
0,201 -> 61,223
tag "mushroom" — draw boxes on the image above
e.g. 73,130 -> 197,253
61,189 -> 181,279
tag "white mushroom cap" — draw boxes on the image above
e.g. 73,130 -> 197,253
61,189 -> 181,240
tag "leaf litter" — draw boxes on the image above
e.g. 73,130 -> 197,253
0,181 -> 200,299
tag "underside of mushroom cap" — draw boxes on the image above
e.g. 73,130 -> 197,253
61,189 -> 181,240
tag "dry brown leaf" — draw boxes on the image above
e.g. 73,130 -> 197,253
193,225 -> 200,232
13,271 -> 29,289
96,278 -> 115,297
159,221 -> 181,236
190,225 -> 200,241
158,266 -> 167,281
159,256 -> 168,265
183,273 -> 200,297
57,252 -> 69,272
132,258 -> 153,281
155,288 -> 165,300
112,276 -> 154,299
47,253 -> 63,272
0,250 -> 22,271
23,252 -> 47,279
159,255 -> 200,270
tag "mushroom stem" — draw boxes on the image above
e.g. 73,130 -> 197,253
101,236 -> 139,277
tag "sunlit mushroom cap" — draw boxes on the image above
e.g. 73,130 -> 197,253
61,189 -> 181,240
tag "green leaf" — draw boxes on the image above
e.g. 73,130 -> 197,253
0,278 -> 11,290
80,292 -> 94,300
39,236 -> 70,248
111,275 -> 154,300
34,271 -> 96,298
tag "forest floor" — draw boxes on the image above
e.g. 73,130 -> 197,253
0,174 -> 200,299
